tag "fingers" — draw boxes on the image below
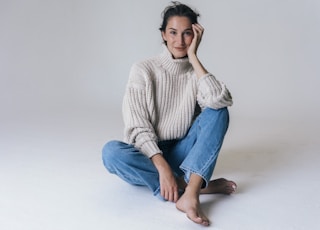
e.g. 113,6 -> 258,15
192,23 -> 204,40
161,186 -> 179,202
188,24 -> 204,56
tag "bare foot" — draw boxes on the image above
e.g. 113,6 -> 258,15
176,189 -> 210,226
177,177 -> 237,195
201,178 -> 237,195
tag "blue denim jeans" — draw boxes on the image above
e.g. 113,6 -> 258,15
102,108 -> 229,199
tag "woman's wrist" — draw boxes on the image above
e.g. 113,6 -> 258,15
189,54 -> 208,78
151,153 -> 170,172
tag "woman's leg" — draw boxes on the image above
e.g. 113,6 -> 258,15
102,140 -> 162,197
173,107 -> 235,226
177,107 -> 230,187
166,107 -> 235,191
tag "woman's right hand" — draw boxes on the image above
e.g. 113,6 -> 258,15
151,154 -> 179,202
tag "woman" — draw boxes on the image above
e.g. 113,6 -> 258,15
102,1 -> 236,227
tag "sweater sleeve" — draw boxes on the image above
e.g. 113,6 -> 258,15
122,63 -> 161,158
196,73 -> 233,109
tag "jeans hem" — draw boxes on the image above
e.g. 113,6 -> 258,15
179,166 -> 208,189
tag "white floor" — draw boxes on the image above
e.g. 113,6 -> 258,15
1,107 -> 319,230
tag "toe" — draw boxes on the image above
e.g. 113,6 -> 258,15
187,210 -> 210,226
187,212 -> 202,224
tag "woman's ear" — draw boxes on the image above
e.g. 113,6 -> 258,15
161,31 -> 167,42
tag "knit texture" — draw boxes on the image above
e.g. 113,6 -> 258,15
123,46 -> 233,158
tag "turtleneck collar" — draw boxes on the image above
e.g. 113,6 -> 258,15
159,45 -> 192,74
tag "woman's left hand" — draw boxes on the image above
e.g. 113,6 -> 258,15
188,23 -> 204,57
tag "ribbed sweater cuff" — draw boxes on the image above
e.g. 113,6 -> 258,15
198,73 -> 219,86
140,141 -> 162,158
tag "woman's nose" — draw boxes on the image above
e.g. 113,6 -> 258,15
177,34 -> 185,45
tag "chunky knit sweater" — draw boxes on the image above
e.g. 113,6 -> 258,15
123,45 -> 233,158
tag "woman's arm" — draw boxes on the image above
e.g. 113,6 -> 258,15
123,64 -> 179,202
188,23 -> 233,109
123,63 -> 161,158
188,23 -> 207,78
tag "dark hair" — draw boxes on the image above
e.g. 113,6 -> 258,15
159,1 -> 200,32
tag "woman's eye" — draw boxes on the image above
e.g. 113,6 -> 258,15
184,31 -> 193,36
170,31 -> 176,35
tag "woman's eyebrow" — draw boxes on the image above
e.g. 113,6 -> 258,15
168,28 -> 192,31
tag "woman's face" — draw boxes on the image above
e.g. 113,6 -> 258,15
161,16 -> 194,59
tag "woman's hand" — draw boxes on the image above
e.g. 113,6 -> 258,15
187,23 -> 204,57
187,23 -> 208,78
158,165 -> 179,202
151,154 -> 179,202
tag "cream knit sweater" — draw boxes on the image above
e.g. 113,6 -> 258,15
123,46 -> 233,158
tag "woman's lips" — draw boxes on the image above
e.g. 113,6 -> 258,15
175,47 -> 186,51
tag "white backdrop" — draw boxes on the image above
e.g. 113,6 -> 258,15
1,2 -> 320,229
1,0 -> 320,124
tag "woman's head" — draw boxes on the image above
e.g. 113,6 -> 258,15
159,2 -> 200,59
159,1 -> 199,33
